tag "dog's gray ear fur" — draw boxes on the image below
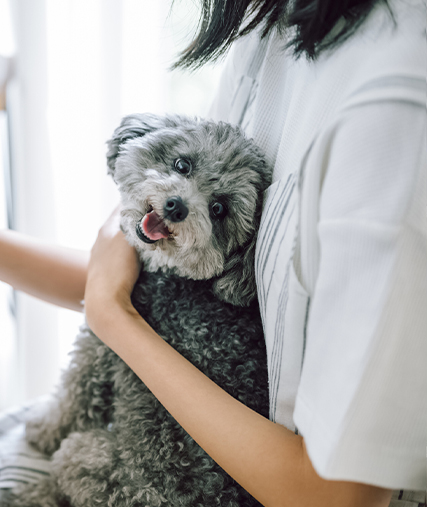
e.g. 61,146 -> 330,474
106,113 -> 176,177
213,235 -> 258,307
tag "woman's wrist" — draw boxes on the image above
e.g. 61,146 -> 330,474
84,279 -> 140,340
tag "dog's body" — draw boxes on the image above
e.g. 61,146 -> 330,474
2,115 -> 271,507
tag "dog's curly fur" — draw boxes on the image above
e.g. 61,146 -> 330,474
2,114 -> 271,507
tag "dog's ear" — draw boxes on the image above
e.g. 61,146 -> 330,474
213,234 -> 258,307
106,113 -> 174,177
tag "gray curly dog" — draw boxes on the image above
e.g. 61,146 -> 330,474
2,114 -> 271,507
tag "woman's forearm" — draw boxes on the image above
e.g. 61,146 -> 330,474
84,214 -> 392,507
0,229 -> 89,311
85,296 -> 392,507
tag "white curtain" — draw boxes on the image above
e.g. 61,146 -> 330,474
0,0 -> 18,410
1,0 -> 223,409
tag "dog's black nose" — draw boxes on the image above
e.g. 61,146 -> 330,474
163,196 -> 189,223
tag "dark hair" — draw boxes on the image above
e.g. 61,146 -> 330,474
174,0 -> 390,69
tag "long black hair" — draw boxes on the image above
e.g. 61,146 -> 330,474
174,0 -> 390,69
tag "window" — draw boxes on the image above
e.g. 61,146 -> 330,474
0,0 -> 224,410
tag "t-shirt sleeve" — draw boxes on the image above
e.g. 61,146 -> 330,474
293,100 -> 427,490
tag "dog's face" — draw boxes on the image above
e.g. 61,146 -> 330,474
107,114 -> 271,306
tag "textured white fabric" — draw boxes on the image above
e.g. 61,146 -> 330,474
0,400 -> 51,490
209,0 -> 426,492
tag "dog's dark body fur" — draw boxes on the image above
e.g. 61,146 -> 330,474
1,115 -> 270,507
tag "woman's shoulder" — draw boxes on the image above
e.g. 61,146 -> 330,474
313,0 -> 425,96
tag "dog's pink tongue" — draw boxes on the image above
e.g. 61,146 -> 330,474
141,211 -> 169,241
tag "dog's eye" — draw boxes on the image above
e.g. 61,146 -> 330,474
210,202 -> 227,220
173,157 -> 192,176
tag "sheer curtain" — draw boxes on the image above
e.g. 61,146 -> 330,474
1,0 -> 223,410
0,0 -> 17,411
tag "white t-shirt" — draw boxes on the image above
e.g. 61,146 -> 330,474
209,0 -> 426,492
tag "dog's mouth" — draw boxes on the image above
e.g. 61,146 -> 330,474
136,205 -> 170,244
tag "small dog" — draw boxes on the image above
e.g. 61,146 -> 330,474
4,114 -> 271,507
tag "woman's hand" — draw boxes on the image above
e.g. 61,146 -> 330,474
84,206 -> 141,337
81,209 -> 393,507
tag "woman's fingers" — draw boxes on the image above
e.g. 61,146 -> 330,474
84,206 -> 141,334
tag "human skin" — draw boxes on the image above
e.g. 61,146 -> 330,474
0,215 -> 393,506
0,213 -> 393,506
0,228 -> 89,312
0,211 -> 391,507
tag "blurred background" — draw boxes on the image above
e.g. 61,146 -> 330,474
0,0 -> 224,411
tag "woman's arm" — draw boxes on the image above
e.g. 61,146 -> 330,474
0,229 -> 89,311
84,211 -> 393,507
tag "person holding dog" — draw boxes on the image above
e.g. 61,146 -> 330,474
0,0 -> 425,506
